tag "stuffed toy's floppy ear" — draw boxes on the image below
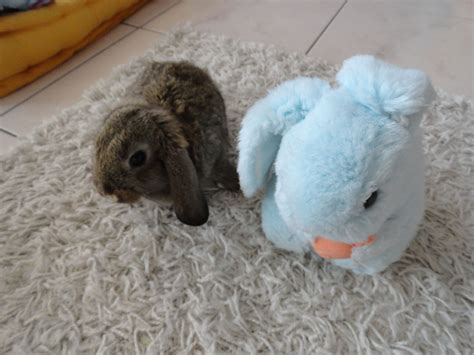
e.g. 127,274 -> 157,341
337,55 -> 436,125
238,77 -> 330,197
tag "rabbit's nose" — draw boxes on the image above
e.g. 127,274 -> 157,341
101,182 -> 113,195
312,235 -> 376,259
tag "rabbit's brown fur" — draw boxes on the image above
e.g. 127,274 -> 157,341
93,61 -> 239,226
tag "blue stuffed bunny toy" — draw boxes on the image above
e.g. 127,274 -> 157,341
238,55 -> 435,274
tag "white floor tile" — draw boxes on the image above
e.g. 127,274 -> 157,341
0,25 -> 134,116
348,0 -> 473,20
0,131 -> 18,156
124,0 -> 181,27
309,0 -> 474,97
144,0 -> 345,53
0,29 -> 161,137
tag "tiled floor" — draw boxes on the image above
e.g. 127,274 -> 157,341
1,0 -> 473,154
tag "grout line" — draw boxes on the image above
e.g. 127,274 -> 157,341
305,0 -> 348,55
140,0 -> 182,28
139,27 -> 164,34
0,27 -> 139,118
122,22 -> 139,28
0,128 -> 17,138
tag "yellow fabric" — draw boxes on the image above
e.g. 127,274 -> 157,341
0,0 -> 139,82
0,0 -> 149,97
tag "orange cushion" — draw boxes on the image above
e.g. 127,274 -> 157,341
0,0 -> 150,97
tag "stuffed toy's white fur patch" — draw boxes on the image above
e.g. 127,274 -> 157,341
0,28 -> 473,353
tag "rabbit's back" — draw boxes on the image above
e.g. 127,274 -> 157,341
139,61 -> 225,126
136,61 -> 229,178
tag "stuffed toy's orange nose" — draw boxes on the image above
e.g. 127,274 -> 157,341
312,235 -> 376,259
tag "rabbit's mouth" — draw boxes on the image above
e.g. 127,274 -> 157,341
312,235 -> 376,259
96,182 -> 141,204
144,189 -> 172,203
112,189 -> 141,204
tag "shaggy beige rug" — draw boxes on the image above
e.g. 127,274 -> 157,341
1,28 -> 473,354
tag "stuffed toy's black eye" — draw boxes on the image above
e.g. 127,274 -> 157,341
364,190 -> 378,209
129,150 -> 146,168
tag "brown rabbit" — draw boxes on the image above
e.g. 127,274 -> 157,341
93,61 -> 239,226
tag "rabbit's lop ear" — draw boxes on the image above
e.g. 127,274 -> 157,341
238,77 -> 330,197
164,148 -> 209,226
337,55 -> 436,127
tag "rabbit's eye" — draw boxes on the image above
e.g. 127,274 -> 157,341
364,190 -> 378,209
129,150 -> 146,168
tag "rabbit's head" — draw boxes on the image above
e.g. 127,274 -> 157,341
239,56 -> 435,244
93,103 -> 209,226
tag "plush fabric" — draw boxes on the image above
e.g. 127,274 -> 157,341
238,56 -> 436,274
0,0 -> 149,97
0,0 -> 52,12
238,77 -> 330,197
0,29 -> 472,353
